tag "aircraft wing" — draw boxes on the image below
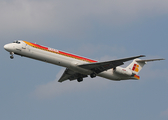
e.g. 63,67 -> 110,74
79,55 -> 145,74
58,68 -> 88,82
58,55 -> 145,82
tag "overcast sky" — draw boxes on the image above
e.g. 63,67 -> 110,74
1,0 -> 168,120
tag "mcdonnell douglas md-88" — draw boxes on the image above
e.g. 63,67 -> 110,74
4,40 -> 164,82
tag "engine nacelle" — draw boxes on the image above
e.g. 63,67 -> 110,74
114,67 -> 133,76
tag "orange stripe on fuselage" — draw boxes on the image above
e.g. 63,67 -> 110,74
23,41 -> 97,63
23,41 -> 34,47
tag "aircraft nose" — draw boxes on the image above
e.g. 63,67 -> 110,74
4,44 -> 12,51
4,44 -> 8,50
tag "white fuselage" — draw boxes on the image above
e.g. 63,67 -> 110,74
4,40 -> 135,81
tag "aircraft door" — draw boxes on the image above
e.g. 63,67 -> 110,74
22,43 -> 26,49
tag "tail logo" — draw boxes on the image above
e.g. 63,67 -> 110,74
132,64 -> 139,72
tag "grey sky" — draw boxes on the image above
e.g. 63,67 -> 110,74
1,0 -> 168,120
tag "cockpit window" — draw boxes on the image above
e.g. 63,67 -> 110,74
13,40 -> 20,44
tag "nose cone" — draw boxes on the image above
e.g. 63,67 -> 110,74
4,44 -> 8,50
4,44 -> 12,52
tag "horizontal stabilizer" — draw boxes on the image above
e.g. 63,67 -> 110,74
136,59 -> 165,63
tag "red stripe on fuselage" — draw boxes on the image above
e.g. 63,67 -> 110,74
58,51 -> 97,63
29,42 -> 97,63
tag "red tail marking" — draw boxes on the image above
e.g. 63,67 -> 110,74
132,64 -> 137,71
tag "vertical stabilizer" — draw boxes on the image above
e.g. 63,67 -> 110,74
126,58 -> 146,75
126,58 -> 165,75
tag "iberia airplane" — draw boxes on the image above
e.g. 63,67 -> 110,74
4,40 -> 164,82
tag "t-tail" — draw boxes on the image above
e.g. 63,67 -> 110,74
126,58 -> 165,80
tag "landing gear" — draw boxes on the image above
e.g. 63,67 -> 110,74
10,56 -> 14,59
10,52 -> 14,59
77,77 -> 83,82
90,73 -> 96,78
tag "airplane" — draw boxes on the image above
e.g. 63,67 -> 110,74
4,40 -> 164,82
